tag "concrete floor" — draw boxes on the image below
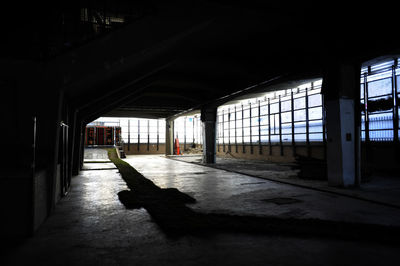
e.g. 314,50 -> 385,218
170,154 -> 400,208
2,149 -> 400,265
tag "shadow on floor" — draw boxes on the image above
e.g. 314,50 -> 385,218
109,149 -> 400,244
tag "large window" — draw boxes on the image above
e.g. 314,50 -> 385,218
173,115 -> 202,146
361,58 -> 400,141
217,79 -> 324,147
88,117 -> 166,144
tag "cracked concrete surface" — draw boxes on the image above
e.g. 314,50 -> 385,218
2,149 -> 399,265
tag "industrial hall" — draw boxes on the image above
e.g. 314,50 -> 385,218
1,1 -> 400,265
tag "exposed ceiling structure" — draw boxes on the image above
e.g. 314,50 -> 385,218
4,1 -> 399,122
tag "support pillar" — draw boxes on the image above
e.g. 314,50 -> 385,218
79,125 -> 85,171
323,61 -> 360,187
165,118 -> 174,156
201,107 -> 217,163
72,117 -> 83,176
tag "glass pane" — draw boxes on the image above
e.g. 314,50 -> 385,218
236,110 -> 242,119
223,113 -> 228,121
140,135 -> 148,142
270,103 -> 279,114
294,97 -> 305,110
309,133 -> 323,141
229,120 -> 235,129
260,126 -> 269,135
251,116 -> 259,126
243,127 -> 250,137
243,118 -> 250,127
252,135 -> 259,142
259,116 -> 268,125
260,105 -> 268,115
360,83 -> 365,100
308,94 -> 322,107
368,114 -> 393,130
368,78 -> 392,97
281,112 -> 291,123
281,100 -> 291,111
294,110 -> 306,121
270,135 -> 279,143
309,124 -> 323,133
294,122 -> 306,133
309,107 -> 322,120
282,134 -> 292,142
243,109 -> 250,118
251,126 -> 259,135
252,107 -> 259,117
149,120 -> 157,127
282,126 -> 292,134
397,75 -> 400,93
295,133 -> 306,141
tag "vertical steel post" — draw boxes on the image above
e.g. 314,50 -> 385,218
249,102 -> 253,154
147,120 -> 150,151
137,120 -> 140,151
322,94 -> 327,160
157,119 -> 159,151
364,72 -> 370,143
183,117 -> 186,151
392,60 -> 399,142
268,98 -> 272,155
217,114 -> 220,153
222,110 -> 225,152
279,95 -> 283,156
242,104 -> 245,153
228,108 -> 231,152
291,91 -> 296,156
198,116 -> 201,146
235,106 -> 238,153
193,116 -> 195,147
128,119 -> 130,151
258,100 -> 262,155
305,87 -> 310,157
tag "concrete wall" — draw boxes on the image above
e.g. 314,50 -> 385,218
0,173 -> 32,237
217,143 -> 325,163
0,169 -> 51,237
123,143 -> 166,155
33,169 -> 48,232
0,64 -> 63,238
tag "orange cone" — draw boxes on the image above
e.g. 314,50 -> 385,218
174,138 -> 180,155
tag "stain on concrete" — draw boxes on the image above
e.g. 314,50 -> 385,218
262,197 -> 303,205
240,182 -> 266,185
107,149 -> 400,244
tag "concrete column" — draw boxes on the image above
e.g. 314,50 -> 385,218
201,107 -> 217,163
325,99 -> 356,186
68,109 -> 77,178
165,118 -> 174,156
72,116 -> 83,176
323,62 -> 360,187
79,125 -> 85,171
